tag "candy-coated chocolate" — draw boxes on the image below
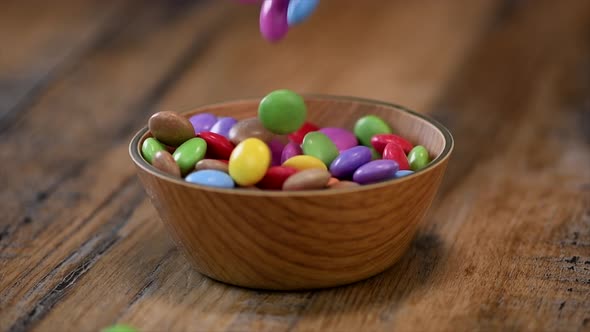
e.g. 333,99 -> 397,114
281,142 -> 303,164
282,155 -> 327,171
229,138 -> 271,186
141,137 -> 165,164
301,131 -> 339,166
371,134 -> 414,154
319,127 -> 358,151
370,147 -> 381,160
382,142 -> 410,170
259,0 -> 289,42
102,324 -> 137,332
172,137 -> 207,175
210,117 -> 237,138
288,121 -> 319,144
257,166 -> 298,190
267,139 -> 286,166
152,150 -> 181,177
258,89 -> 307,134
353,115 -> 393,146
329,146 -> 372,179
282,169 -> 331,191
195,159 -> 229,173
328,180 -> 360,189
352,159 -> 399,185
408,145 -> 430,171
395,170 -> 415,178
148,111 -> 195,146
229,117 -> 274,145
287,0 -> 319,26
185,170 -> 235,188
198,131 -> 235,160
189,113 -> 217,134
327,177 -> 339,186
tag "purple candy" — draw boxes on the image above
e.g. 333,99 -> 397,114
353,159 -> 399,185
210,117 -> 237,138
329,146 -> 372,179
260,0 -> 289,42
319,127 -> 358,151
281,142 -> 302,164
267,138 -> 285,166
189,113 -> 218,134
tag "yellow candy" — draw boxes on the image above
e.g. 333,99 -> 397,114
229,138 -> 271,186
282,155 -> 328,171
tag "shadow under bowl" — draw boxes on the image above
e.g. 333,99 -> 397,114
129,95 -> 453,291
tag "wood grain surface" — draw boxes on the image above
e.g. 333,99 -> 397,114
1,0 -> 589,331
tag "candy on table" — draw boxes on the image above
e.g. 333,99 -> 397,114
140,89 -> 435,190
101,324 -> 137,332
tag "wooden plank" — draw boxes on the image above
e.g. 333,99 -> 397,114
0,0 -> 136,131
24,0 -> 503,331
0,1 -> 230,330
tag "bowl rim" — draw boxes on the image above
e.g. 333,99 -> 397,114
129,94 -> 454,196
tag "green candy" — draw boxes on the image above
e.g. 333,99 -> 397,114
370,147 -> 381,160
172,137 -> 207,175
258,89 -> 307,134
102,324 -> 137,332
353,115 -> 393,146
301,132 -> 339,166
408,145 -> 430,171
141,137 -> 165,164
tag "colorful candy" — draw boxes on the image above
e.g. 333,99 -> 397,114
408,145 -> 431,171
141,137 -> 166,164
152,150 -> 181,177
352,159 -> 399,185
189,113 -> 218,134
186,170 -> 235,188
141,90 -> 435,190
173,138 -> 207,175
258,89 -> 307,134
229,138 -> 271,186
229,117 -> 274,144
148,111 -> 195,147
329,146 -> 372,178
301,131 -> 339,166
282,169 -> 331,191
287,0 -> 320,26
354,115 -> 393,147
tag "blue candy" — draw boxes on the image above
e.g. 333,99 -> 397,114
287,0 -> 319,26
185,170 -> 235,188
395,170 -> 415,178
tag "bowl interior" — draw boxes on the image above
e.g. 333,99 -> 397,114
131,95 -> 453,193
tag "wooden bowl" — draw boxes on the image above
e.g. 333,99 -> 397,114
129,95 -> 453,290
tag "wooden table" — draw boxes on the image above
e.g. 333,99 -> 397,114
2,0 -> 589,331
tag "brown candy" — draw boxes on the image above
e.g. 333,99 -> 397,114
148,111 -> 195,147
152,150 -> 181,177
195,159 -> 229,173
328,180 -> 360,189
282,169 -> 331,191
228,118 -> 274,145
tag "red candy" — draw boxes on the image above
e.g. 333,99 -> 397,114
288,122 -> 319,144
257,166 -> 298,190
198,132 -> 235,160
371,134 -> 414,154
383,143 -> 410,170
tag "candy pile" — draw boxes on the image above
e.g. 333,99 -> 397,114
141,90 -> 432,191
236,0 -> 320,42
